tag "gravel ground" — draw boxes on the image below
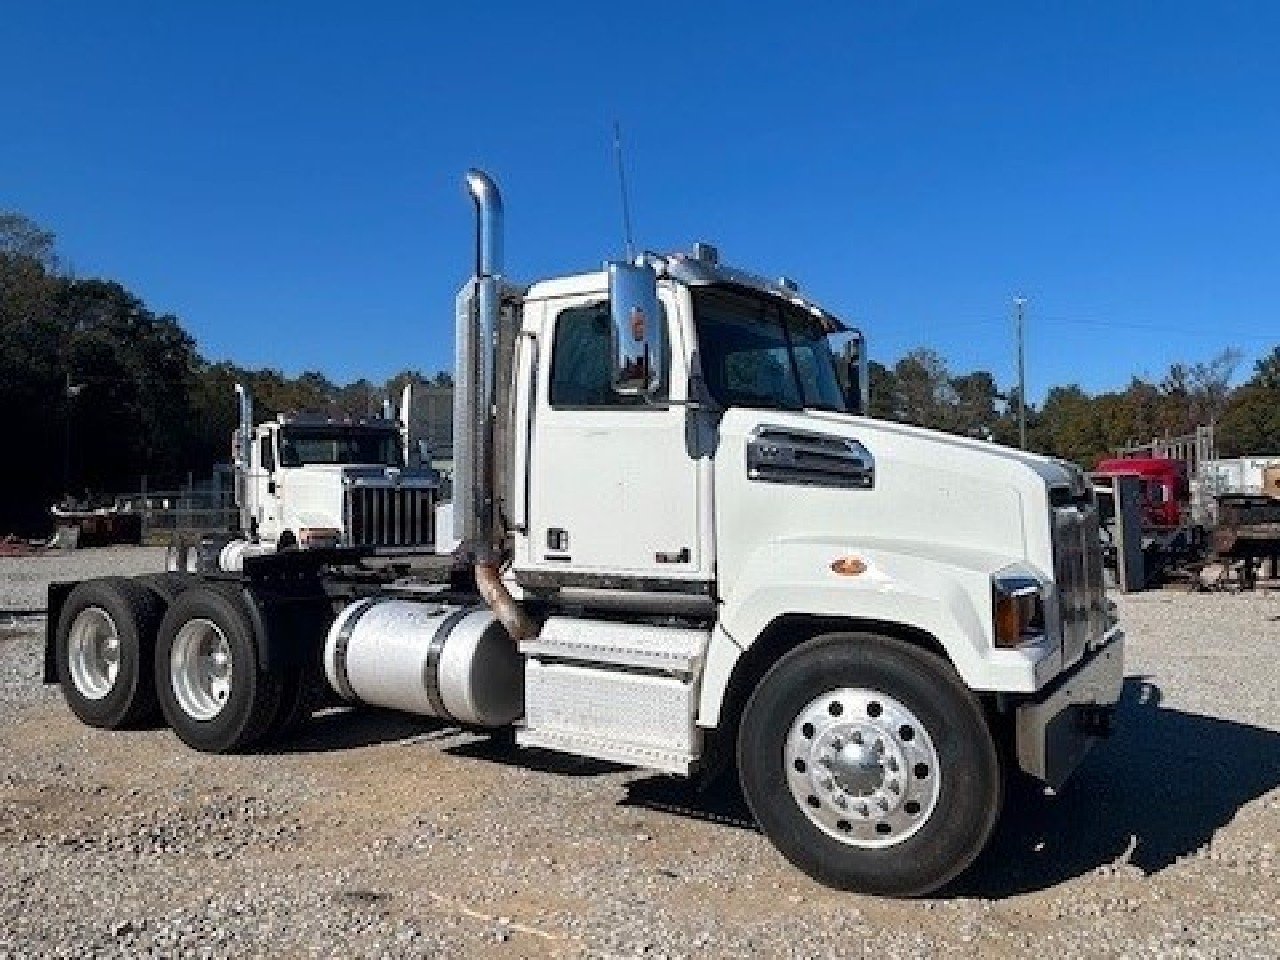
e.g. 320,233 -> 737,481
2,550 -> 1278,958
0,546 -> 167,613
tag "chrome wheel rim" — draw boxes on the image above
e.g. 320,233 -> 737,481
170,618 -> 233,721
68,607 -> 120,700
784,687 -> 941,848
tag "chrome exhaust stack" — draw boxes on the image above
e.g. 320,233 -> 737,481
455,169 -> 535,641
454,169 -> 503,561
233,382 -> 255,538
234,382 -> 253,470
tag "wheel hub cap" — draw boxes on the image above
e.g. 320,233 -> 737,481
68,607 -> 120,700
785,688 -> 941,848
170,618 -> 233,722
829,735 -> 885,796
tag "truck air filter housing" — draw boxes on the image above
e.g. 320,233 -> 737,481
323,598 -> 523,727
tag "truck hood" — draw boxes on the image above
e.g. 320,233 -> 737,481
802,410 -> 1080,491
715,408 -> 1078,577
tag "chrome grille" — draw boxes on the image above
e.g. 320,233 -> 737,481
346,486 -> 435,549
1052,497 -> 1109,668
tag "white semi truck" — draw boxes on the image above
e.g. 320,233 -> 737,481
47,171 -> 1122,896
167,384 -> 439,573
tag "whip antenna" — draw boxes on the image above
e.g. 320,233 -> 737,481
613,121 -> 636,261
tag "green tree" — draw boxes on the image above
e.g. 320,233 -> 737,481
1249,346 -> 1280,390
1218,384 -> 1280,457
893,349 -> 955,429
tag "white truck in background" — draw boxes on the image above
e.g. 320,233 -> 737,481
49,170 -> 1123,896
167,384 -> 439,572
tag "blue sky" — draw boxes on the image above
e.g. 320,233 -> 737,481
4,2 -> 1278,400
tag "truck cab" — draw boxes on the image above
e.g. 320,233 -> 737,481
1094,456 -> 1187,529
239,412 -> 434,552
505,245 -> 1114,754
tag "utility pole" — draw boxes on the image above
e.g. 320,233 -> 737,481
1014,297 -> 1027,450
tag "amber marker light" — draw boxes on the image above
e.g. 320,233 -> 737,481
830,556 -> 867,576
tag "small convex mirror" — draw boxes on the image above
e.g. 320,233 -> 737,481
608,261 -> 664,395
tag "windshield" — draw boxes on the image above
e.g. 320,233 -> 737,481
280,426 -> 402,468
692,286 -> 850,412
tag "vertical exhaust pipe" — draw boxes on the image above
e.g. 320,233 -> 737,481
234,383 -> 253,469
233,383 -> 254,535
467,170 -> 503,277
456,169 -> 535,641
398,380 -> 414,466
454,170 -> 503,557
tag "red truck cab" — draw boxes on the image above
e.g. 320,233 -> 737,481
1094,457 -> 1187,528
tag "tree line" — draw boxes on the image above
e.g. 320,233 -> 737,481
868,344 -> 1279,465
3,211 -> 1278,536
0,213 -> 451,535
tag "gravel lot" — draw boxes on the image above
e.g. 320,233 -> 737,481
2,548 -> 1279,958
0,546 -> 168,613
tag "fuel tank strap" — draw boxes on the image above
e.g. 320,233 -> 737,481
424,606 -> 476,720
331,596 -> 392,702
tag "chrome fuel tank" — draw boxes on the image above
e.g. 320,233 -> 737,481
323,598 -> 523,727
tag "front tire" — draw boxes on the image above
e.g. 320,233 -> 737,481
55,578 -> 163,729
738,632 -> 1001,897
155,585 -> 283,753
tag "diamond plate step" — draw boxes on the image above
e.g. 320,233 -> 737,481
517,727 -> 695,776
521,617 -> 709,674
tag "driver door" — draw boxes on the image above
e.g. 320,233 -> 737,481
523,290 -> 706,582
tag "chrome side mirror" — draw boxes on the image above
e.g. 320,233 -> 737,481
837,332 -> 870,415
608,261 -> 664,396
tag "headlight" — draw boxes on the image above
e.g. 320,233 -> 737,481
992,576 -> 1046,649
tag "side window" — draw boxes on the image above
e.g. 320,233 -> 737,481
724,347 -> 801,408
260,434 -> 275,473
549,300 -> 669,408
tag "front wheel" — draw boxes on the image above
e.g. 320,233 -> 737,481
738,633 -> 1002,897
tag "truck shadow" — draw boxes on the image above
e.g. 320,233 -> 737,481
272,709 -> 627,778
953,676 -> 1280,898
620,677 -> 1280,898
270,707 -> 452,753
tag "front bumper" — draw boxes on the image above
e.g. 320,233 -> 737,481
1015,626 -> 1124,789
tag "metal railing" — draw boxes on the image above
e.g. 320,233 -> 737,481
114,489 -> 238,542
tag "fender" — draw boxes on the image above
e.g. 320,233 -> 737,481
698,537 -> 1061,727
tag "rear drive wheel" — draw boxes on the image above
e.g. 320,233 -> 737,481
155,585 -> 283,752
738,632 -> 1001,897
55,578 -> 163,729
